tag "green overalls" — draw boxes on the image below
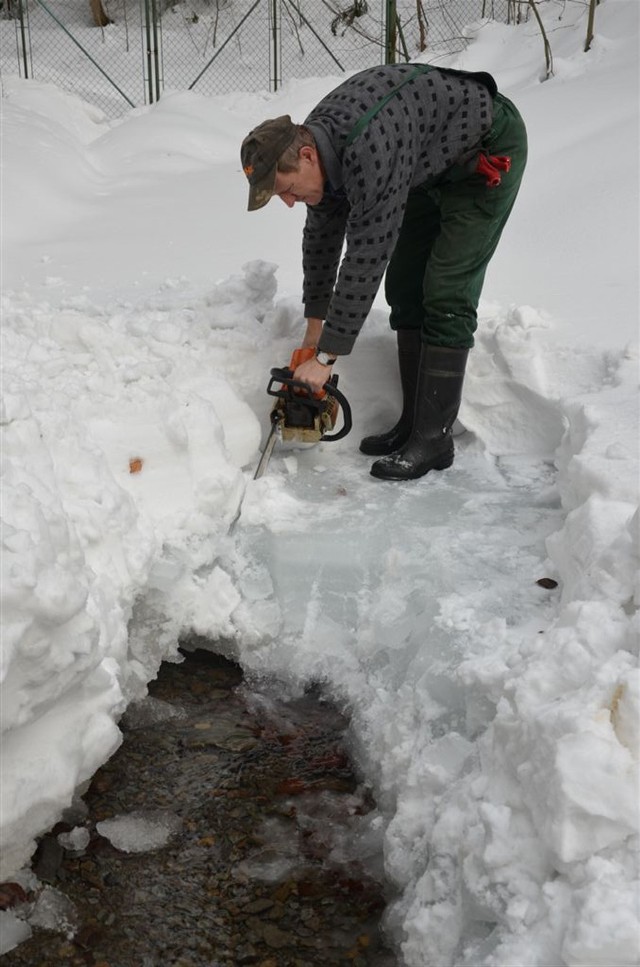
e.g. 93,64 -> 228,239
349,66 -> 528,348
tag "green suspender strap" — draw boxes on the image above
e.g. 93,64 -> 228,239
344,65 -> 498,148
345,65 -> 435,147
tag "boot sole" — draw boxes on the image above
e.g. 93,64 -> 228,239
369,451 -> 454,480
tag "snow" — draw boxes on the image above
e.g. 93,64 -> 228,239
0,911 -> 32,956
1,1 -> 638,964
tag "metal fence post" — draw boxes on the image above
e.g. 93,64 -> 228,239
15,0 -> 32,79
270,0 -> 280,92
142,0 -> 163,104
385,0 -> 397,64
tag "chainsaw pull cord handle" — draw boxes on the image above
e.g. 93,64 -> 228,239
267,368 -> 352,442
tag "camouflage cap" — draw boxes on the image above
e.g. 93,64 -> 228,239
240,115 -> 298,211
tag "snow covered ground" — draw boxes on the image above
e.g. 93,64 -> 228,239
1,1 -> 638,963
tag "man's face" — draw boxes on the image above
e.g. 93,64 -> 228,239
273,146 -> 325,207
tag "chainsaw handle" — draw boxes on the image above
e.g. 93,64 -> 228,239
267,368 -> 352,442
321,381 -> 352,441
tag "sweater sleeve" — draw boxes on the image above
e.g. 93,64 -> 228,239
302,193 -> 349,321
317,140 -> 414,356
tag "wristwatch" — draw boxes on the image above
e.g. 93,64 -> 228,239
315,350 -> 337,367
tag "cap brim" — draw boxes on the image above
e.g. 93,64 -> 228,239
247,165 -> 277,211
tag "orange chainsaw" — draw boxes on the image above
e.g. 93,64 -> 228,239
254,348 -> 352,479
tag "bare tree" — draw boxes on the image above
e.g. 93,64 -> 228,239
329,0 -> 368,38
528,0 -> 553,79
90,0 -> 111,27
584,0 -> 599,52
416,0 -> 428,51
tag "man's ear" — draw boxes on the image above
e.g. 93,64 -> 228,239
298,145 -> 317,166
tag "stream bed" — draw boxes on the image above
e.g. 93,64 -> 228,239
1,647 -> 397,967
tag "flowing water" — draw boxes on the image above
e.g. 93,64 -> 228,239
1,648 -> 397,967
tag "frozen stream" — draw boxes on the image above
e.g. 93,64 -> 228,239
221,438 -> 567,961
1,440 -> 566,965
232,439 -> 562,690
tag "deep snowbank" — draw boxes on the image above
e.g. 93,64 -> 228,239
1,2 -> 638,963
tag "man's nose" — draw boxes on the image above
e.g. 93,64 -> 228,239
279,193 -> 296,209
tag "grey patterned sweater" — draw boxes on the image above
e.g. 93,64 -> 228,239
303,64 -> 495,356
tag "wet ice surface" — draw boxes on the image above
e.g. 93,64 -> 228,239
235,440 -> 563,690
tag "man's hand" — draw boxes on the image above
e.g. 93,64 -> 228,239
293,356 -> 334,395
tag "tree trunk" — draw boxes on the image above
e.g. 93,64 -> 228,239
90,0 -> 111,27
584,0 -> 598,52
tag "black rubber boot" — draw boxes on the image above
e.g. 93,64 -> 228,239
359,329 -> 421,456
370,345 -> 468,480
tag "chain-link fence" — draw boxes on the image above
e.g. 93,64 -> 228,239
1,0 -> 517,117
